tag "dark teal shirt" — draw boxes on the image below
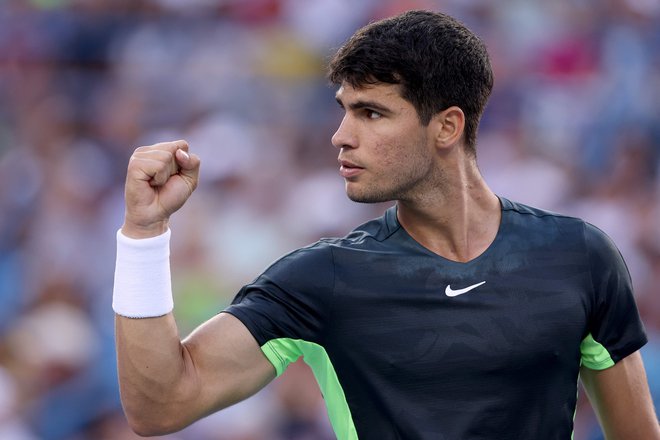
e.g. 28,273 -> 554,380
225,197 -> 647,440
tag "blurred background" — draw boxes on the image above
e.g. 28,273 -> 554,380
0,0 -> 659,439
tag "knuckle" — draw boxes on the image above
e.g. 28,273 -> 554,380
132,140 -> 188,156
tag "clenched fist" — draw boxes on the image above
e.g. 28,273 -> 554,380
121,140 -> 200,239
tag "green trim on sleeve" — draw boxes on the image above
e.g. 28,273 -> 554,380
580,333 -> 615,370
260,339 -> 291,376
261,339 -> 358,440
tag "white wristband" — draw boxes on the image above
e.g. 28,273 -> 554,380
113,229 -> 174,318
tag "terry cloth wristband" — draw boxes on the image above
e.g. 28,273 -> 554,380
113,228 -> 173,318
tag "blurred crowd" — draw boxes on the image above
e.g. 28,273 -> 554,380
0,0 -> 658,439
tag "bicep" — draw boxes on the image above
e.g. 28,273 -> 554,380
182,312 -> 276,416
581,350 -> 660,440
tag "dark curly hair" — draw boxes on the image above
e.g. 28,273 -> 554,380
328,10 -> 493,155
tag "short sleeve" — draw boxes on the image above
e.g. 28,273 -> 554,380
222,241 -> 335,372
580,223 -> 647,370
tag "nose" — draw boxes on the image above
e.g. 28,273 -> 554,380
331,114 -> 357,149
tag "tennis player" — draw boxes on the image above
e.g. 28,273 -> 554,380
113,10 -> 659,439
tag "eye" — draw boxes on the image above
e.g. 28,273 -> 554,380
366,109 -> 382,120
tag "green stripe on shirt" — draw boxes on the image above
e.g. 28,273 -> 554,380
261,338 -> 359,440
580,333 -> 615,369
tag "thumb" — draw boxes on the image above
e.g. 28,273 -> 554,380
175,148 -> 200,187
175,148 -> 192,167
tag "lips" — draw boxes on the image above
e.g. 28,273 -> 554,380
338,159 -> 364,178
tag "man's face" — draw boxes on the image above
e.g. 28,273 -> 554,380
332,82 -> 438,204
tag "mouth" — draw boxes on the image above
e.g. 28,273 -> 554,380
338,159 -> 364,178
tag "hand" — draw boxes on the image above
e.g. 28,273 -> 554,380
121,140 -> 200,238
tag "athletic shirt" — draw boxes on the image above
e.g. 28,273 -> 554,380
224,197 -> 647,440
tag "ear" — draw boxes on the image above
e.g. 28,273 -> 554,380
431,106 -> 465,149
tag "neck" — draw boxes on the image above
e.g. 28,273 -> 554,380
396,156 -> 501,263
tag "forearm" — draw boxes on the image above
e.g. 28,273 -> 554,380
113,226 -> 200,434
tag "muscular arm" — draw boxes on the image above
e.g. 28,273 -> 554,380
116,312 -> 275,436
581,350 -> 660,440
115,140 -> 275,435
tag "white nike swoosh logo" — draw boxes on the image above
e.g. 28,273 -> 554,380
445,281 -> 486,297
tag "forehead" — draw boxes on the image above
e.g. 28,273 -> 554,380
335,81 -> 406,105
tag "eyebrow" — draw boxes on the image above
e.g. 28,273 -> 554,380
335,97 -> 392,114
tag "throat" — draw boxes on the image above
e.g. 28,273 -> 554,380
407,226 -> 495,263
396,194 -> 502,263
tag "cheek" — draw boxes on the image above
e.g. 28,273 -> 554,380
373,132 -> 427,170
373,142 -> 399,166
370,143 -> 405,176
372,128 -> 410,157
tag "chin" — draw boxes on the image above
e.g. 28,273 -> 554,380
346,187 -> 394,204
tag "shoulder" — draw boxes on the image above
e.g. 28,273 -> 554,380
501,196 -> 583,226
257,241 -> 335,293
499,196 -> 627,273
582,222 -> 624,261
257,208 -> 395,284
499,197 -> 588,244
291,207 -> 398,255
582,222 -> 631,284
329,205 -> 401,247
